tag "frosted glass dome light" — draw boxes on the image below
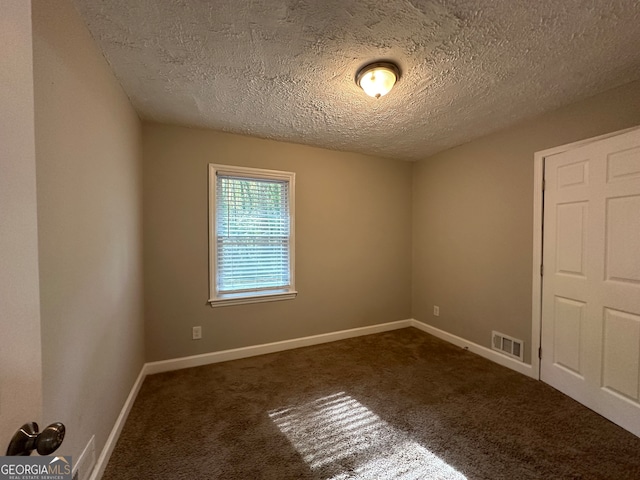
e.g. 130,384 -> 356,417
356,62 -> 400,98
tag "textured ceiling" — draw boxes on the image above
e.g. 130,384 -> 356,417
73,0 -> 640,161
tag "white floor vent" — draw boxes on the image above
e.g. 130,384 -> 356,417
492,331 -> 524,361
73,435 -> 96,480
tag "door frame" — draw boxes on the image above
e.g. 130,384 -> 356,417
531,125 -> 640,380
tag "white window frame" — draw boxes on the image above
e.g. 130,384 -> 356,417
208,164 -> 297,307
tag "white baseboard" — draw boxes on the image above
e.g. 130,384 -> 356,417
145,319 -> 413,375
89,367 -> 146,480
410,319 -> 537,379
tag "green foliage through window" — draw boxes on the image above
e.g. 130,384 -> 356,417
216,175 -> 291,293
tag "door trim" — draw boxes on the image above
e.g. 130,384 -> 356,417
531,125 -> 640,380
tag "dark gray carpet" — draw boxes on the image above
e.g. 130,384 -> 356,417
103,328 -> 640,479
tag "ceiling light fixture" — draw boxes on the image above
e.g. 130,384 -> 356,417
356,61 -> 400,98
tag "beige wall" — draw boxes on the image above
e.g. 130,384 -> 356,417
32,0 -> 144,462
143,124 -> 412,361
412,80 -> 640,364
0,0 -> 43,446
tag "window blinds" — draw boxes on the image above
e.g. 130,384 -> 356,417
216,174 -> 291,294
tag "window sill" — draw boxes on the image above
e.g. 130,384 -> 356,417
208,290 -> 298,308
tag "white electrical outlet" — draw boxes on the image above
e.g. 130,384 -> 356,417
192,326 -> 202,340
433,305 -> 440,316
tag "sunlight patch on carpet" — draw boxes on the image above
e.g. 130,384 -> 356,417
269,392 -> 467,479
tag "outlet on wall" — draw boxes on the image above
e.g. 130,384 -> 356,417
433,305 -> 440,316
192,326 -> 202,340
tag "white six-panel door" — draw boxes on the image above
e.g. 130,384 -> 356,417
541,128 -> 640,437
